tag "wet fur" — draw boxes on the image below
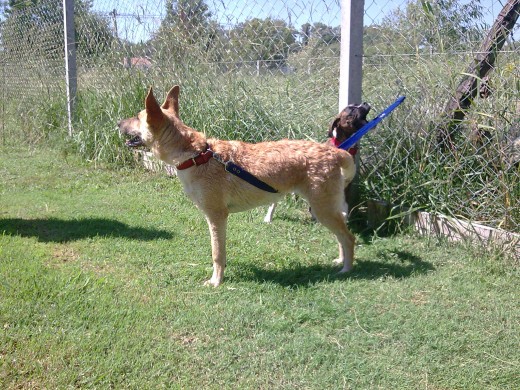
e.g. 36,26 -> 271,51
118,85 -> 357,286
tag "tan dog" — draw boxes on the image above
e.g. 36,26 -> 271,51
264,102 -> 371,223
118,85 -> 357,286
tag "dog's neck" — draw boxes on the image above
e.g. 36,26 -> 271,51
151,116 -> 208,166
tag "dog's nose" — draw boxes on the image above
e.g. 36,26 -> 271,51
361,102 -> 371,112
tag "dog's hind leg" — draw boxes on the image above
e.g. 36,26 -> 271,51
264,203 -> 277,223
204,211 -> 228,287
309,201 -> 355,273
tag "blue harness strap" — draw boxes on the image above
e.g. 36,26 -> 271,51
225,161 -> 278,193
210,150 -> 279,193
338,96 -> 406,151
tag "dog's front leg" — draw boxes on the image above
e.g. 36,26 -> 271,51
204,212 -> 228,287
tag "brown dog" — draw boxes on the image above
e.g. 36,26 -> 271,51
118,85 -> 357,286
264,102 -> 371,223
328,102 -> 371,148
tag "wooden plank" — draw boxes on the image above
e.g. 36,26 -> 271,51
365,199 -> 519,258
412,211 -> 520,259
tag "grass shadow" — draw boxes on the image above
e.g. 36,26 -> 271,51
233,250 -> 434,287
0,217 -> 173,243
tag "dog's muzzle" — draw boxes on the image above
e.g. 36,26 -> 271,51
117,118 -> 145,148
125,135 -> 145,148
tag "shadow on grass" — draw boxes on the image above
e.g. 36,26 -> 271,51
0,217 -> 173,243
233,250 -> 435,287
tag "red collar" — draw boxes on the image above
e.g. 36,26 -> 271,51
332,137 -> 358,156
176,149 -> 214,170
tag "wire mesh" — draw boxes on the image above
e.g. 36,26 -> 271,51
0,0 -> 518,234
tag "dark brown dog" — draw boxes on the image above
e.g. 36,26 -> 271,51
118,85 -> 358,287
328,102 -> 371,148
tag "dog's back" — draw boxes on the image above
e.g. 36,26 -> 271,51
209,139 -> 353,193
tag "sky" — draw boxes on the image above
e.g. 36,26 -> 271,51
91,0 -> 519,43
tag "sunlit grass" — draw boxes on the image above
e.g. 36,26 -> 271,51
1,144 -> 518,388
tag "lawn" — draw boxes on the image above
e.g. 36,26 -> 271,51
1,145 -> 518,389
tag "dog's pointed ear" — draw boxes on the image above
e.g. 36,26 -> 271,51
144,87 -> 167,129
161,85 -> 180,117
145,87 -> 164,122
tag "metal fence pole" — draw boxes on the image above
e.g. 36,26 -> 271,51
339,0 -> 364,110
63,0 -> 77,137
1,60 -> 4,146
339,0 -> 365,209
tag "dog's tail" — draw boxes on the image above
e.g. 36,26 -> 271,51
340,151 -> 356,185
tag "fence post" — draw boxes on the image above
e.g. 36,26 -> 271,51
339,0 -> 364,110
339,0 -> 365,209
63,0 -> 77,137
1,59 -> 4,145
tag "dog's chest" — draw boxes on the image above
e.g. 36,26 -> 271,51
175,167 -> 282,213
176,172 -> 198,199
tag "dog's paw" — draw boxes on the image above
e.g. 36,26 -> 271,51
333,258 -> 353,273
338,265 -> 353,273
204,278 -> 221,287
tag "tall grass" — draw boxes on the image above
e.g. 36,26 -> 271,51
1,51 -> 518,232
361,52 -> 520,232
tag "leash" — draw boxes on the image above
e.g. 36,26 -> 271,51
338,96 -> 406,151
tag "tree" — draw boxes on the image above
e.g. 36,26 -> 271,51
74,0 -> 114,59
307,22 -> 340,46
300,23 -> 311,46
288,22 -> 340,74
380,0 -> 484,53
152,0 -> 223,63
0,0 -> 113,61
1,0 -> 64,60
228,17 -> 295,69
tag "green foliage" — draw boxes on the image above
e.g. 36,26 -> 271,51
229,17 -> 296,67
378,0 -> 484,53
151,0 -> 221,64
1,0 -> 63,60
1,0 -> 114,63
1,144 -> 519,388
75,1 -> 114,61
361,49 -> 520,231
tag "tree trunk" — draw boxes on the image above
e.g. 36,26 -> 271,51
437,0 -> 520,150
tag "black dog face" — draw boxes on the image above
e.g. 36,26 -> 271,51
328,103 -> 371,144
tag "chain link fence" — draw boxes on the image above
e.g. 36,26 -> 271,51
1,0 -> 519,235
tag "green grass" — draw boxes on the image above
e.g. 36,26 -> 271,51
1,144 -> 519,389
